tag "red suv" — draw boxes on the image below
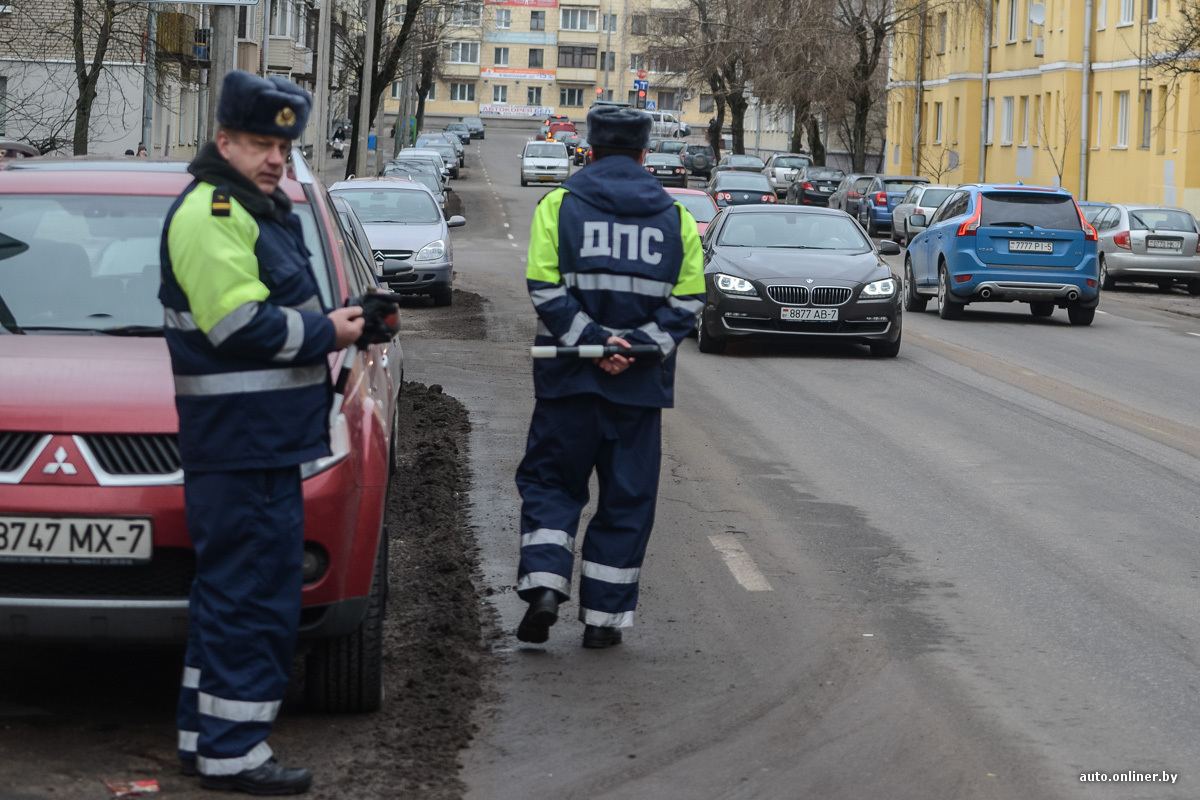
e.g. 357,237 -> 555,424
0,154 -> 402,713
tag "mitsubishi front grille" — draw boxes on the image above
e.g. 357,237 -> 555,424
0,432 -> 39,473
81,434 -> 181,475
811,287 -> 853,306
766,285 -> 810,305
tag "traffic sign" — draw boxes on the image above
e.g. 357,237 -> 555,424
646,100 -> 657,111
633,79 -> 649,92
637,69 -> 648,79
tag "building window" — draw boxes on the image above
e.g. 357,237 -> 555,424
628,89 -> 638,105
1140,89 -> 1152,148
657,90 -> 678,110
1095,92 -> 1103,146
450,2 -> 482,26
1020,95 -> 1029,144
1025,0 -> 1033,37
558,46 -> 597,68
528,48 -> 544,68
630,53 -> 646,71
631,14 -> 647,34
938,12 -> 948,52
600,51 -> 616,71
270,0 -> 289,35
530,10 -> 545,30
1008,0 -> 1018,41
1120,0 -> 1134,23
450,82 -> 476,102
1147,0 -> 1158,20
560,7 -> 599,31
449,41 -> 480,64
602,13 -> 618,32
1034,95 -> 1041,145
1000,96 -> 1014,144
648,53 -> 685,74
527,86 -> 542,106
1097,0 -> 1107,28
991,0 -> 999,43
699,93 -> 714,113
493,84 -> 508,103
425,82 -> 436,101
561,87 -> 584,107
986,97 -> 995,144
391,81 -> 402,100
934,101 -> 943,143
656,13 -> 688,36
494,46 -> 509,66
237,5 -> 256,39
495,8 -> 511,28
1115,90 -> 1129,147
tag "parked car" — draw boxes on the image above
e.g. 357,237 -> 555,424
331,194 -> 377,274
1078,201 -> 1112,225
547,121 -> 576,141
0,154 -> 402,713
1092,204 -> 1200,293
416,141 -> 460,179
762,153 -> 813,196
695,205 -> 903,356
535,125 -> 551,141
558,131 -> 583,155
379,163 -> 447,212
460,116 -> 485,139
649,137 -> 662,153
647,110 -> 691,138
856,175 -> 928,236
707,171 -> 777,207
443,121 -> 472,144
643,152 -> 688,188
572,138 -> 590,166
416,132 -> 463,167
330,177 -> 466,305
519,140 -> 571,186
904,184 -> 1100,324
387,148 -> 449,185
665,187 -> 719,235
890,183 -> 955,244
784,166 -> 845,207
683,144 -> 715,178
827,173 -> 878,219
714,154 -> 766,174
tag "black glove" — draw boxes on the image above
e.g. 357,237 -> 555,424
347,291 -> 405,346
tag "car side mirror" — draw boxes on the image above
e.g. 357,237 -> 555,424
909,214 -> 927,228
447,215 -> 466,228
698,181 -> 707,190
517,153 -> 523,159
382,258 -> 414,275
878,240 -> 902,256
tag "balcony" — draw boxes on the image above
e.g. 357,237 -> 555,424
443,61 -> 482,78
157,12 -> 209,66
556,67 -> 598,84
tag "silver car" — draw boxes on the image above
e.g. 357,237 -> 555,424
762,153 -> 813,196
390,147 -> 450,184
329,177 -> 467,306
1092,204 -> 1200,294
890,184 -> 956,245
519,141 -> 570,186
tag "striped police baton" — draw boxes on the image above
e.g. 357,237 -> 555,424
531,344 -> 662,359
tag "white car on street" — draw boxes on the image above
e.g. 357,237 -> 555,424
891,183 -> 955,245
519,141 -> 571,186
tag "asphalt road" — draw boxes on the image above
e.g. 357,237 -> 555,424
406,128 -> 1200,799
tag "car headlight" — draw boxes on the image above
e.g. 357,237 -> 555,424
416,239 -> 446,261
300,413 -> 350,479
860,278 -> 897,299
715,273 -> 758,297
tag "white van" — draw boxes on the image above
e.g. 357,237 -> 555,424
647,110 -> 691,138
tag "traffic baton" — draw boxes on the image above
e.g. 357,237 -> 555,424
531,344 -> 661,359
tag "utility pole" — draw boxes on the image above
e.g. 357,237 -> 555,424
313,0 -> 334,172
207,6 -> 237,143
355,0 -> 378,177
142,4 -> 157,151
978,0 -> 992,181
261,0 -> 273,77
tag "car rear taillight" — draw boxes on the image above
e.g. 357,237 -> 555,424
848,190 -> 861,199
761,194 -> 776,203
875,191 -> 888,207
1113,230 -> 1131,249
956,201 -> 982,236
801,182 -> 814,191
1074,201 -> 1098,242
646,166 -> 655,173
675,168 -> 686,174
717,192 -> 732,201
954,274 -> 973,283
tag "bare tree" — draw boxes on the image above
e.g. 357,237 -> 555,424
916,146 -> 953,181
1149,2 -> 1200,78
1039,93 -> 1076,187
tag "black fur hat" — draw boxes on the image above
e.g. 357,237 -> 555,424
217,71 -> 311,140
585,106 -> 652,150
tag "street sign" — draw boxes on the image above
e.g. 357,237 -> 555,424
646,100 -> 657,111
637,69 -> 648,79
633,79 -> 649,92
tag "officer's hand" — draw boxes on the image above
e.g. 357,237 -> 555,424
329,306 -> 365,349
594,335 -> 634,375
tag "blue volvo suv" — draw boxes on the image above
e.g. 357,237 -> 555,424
903,184 -> 1100,325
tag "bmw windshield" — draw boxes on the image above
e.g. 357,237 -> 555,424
718,212 -> 872,253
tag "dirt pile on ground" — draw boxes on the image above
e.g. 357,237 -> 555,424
399,290 -> 488,340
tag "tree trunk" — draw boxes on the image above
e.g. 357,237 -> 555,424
789,102 -> 807,153
850,84 -> 871,171
806,116 -> 825,166
72,0 -> 116,155
343,69 -> 363,178
727,92 -> 748,155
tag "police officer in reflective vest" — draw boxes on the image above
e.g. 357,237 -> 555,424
160,71 -> 364,794
515,105 -> 705,648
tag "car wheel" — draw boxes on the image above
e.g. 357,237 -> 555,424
432,288 -> 453,307
1188,278 -> 1200,296
1158,278 -> 1175,292
696,313 -> 726,354
938,266 -> 964,320
866,213 -> 879,238
903,258 -> 927,312
305,525 -> 387,713
1029,301 -> 1055,317
1099,255 -> 1115,290
869,332 -> 901,358
1067,302 -> 1096,326
520,178 -> 528,187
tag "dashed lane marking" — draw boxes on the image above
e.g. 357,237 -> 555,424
503,222 -> 510,228
708,533 -> 773,592
507,233 -> 514,239
1188,332 -> 1200,337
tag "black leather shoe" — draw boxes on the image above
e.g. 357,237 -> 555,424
516,589 -> 560,643
582,625 -> 623,649
181,757 -> 198,777
200,758 -> 312,795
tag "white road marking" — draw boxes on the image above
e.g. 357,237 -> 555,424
708,533 -> 773,592
1096,309 -> 1109,314
507,233 -> 514,239
503,222 -> 510,228
1188,332 -> 1200,338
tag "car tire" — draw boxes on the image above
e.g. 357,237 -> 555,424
305,526 -> 387,714
692,154 -> 709,172
432,288 -> 453,307
903,258 -> 927,312
1158,278 -> 1175,292
870,333 -> 901,358
1029,301 -> 1055,317
866,213 -> 879,238
696,313 -> 726,354
520,178 -> 528,187
1099,255 -> 1115,290
1188,278 -> 1200,296
890,224 -> 902,244
938,266 -> 964,320
1067,303 -> 1096,326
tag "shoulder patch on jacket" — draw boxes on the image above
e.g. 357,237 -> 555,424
211,186 -> 232,217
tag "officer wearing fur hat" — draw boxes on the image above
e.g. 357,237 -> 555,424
515,105 -> 705,649
160,70 -> 364,794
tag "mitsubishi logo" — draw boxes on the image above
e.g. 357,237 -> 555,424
43,446 -> 78,475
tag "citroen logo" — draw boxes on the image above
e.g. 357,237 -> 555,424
43,446 -> 77,475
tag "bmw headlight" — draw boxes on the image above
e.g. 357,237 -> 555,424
860,278 -> 897,299
416,239 -> 446,261
715,273 -> 759,297
300,413 -> 350,479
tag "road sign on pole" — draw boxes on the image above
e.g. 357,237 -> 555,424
646,100 -> 657,111
633,79 -> 649,92
636,69 -> 648,79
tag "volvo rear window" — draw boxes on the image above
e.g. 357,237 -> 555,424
1127,208 -> 1197,232
980,193 -> 1081,230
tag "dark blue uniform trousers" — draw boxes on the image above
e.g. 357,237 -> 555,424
516,395 -> 662,628
176,467 -> 304,776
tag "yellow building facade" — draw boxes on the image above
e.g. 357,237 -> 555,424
887,0 -> 1200,213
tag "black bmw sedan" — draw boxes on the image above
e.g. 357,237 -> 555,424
696,206 -> 904,356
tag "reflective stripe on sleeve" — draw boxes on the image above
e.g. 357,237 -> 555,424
520,528 -> 573,550
560,311 -> 591,346
536,320 -> 553,337
164,308 -> 199,332
581,560 -> 640,584
563,272 -> 674,298
292,295 -> 323,313
206,301 -> 260,347
636,321 -> 676,358
198,741 -> 273,777
530,284 -> 569,307
272,307 -> 305,362
198,692 -> 282,723
182,666 -> 200,689
667,295 -> 705,315
580,608 -> 635,628
178,730 -> 198,753
517,571 -> 571,595
174,363 -> 327,396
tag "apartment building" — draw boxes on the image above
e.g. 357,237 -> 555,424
887,0 -> 1200,211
